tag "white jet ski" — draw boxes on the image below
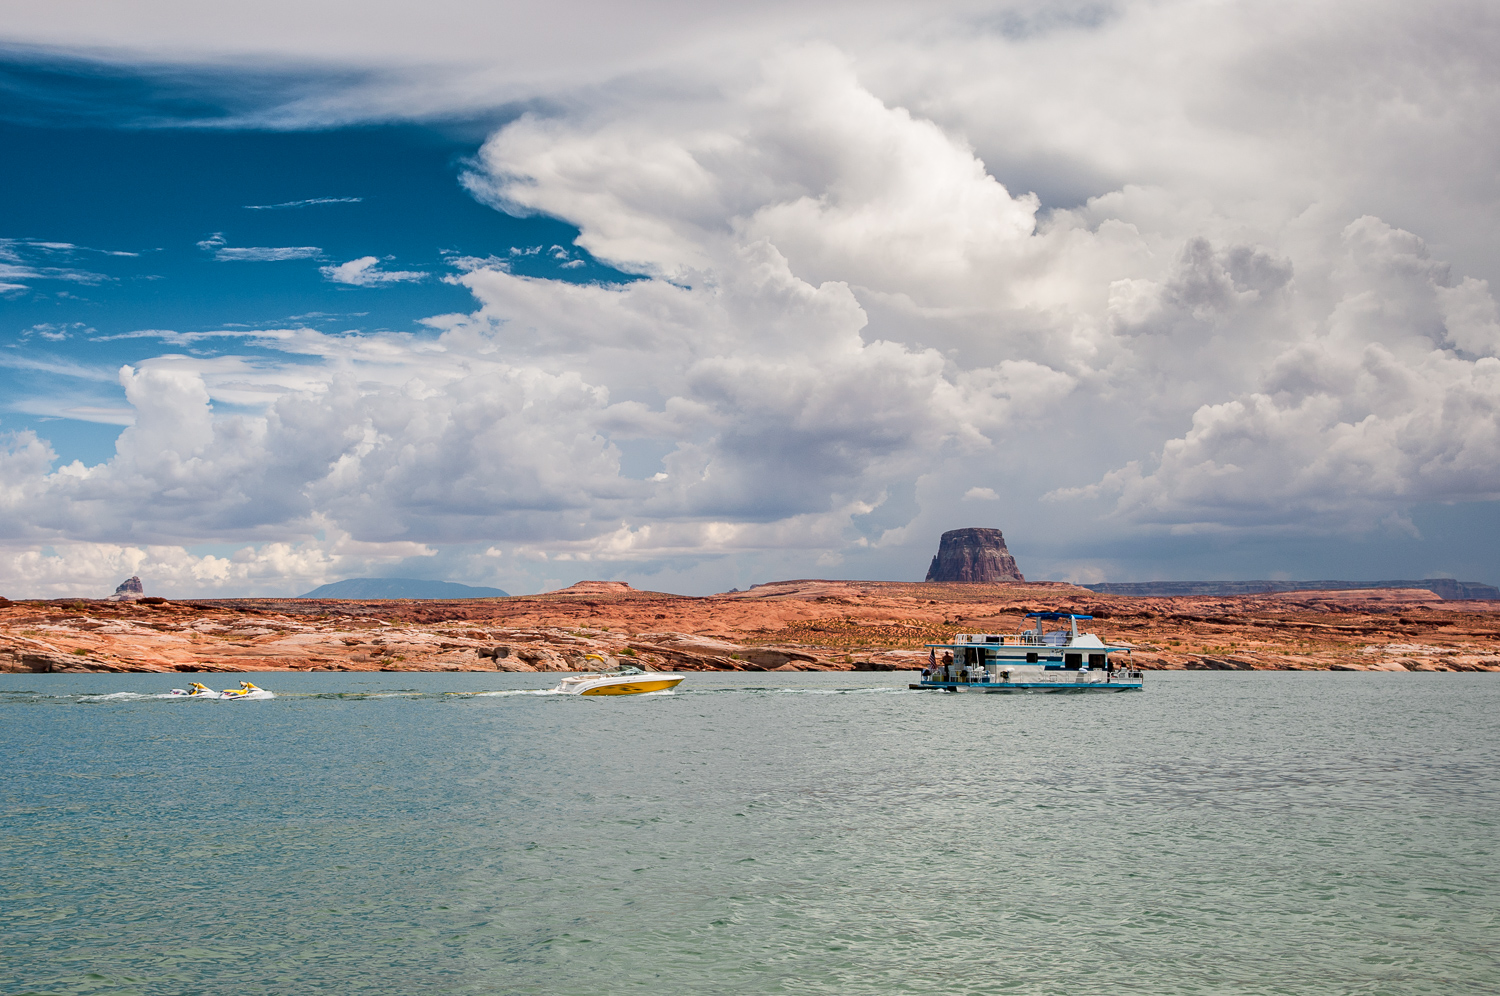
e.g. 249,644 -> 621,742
169,681 -> 219,697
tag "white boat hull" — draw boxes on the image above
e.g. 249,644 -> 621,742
915,678 -> 1142,693
554,673 -> 684,696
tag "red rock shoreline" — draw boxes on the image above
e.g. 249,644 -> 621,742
3,579 -> 1498,674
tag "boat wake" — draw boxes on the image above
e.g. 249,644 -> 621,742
75,684 -> 277,703
774,687 -> 907,695
463,687 -> 681,698
681,686 -> 910,696
4,683 -> 913,706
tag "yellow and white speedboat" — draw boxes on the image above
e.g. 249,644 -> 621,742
554,665 -> 683,696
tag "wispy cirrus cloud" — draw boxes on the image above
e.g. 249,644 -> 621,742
0,262 -> 109,290
319,256 -> 426,286
8,401 -> 137,426
244,196 -> 363,210
196,232 -> 322,262
21,322 -> 92,341
0,239 -> 124,290
0,353 -> 120,382
214,246 -> 323,261
2,239 -> 139,258
89,327 -> 303,345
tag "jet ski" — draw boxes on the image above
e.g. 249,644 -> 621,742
169,681 -> 219,697
218,681 -> 274,700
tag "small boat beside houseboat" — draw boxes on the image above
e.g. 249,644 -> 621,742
916,612 -> 1142,693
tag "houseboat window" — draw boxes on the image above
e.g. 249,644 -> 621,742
1064,653 -> 1082,669
985,636 -> 1000,644
964,648 -> 979,665
1025,652 -> 1038,663
1088,654 -> 1106,668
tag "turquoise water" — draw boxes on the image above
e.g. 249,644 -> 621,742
2,671 -> 1496,996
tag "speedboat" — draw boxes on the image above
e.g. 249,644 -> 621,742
170,681 -> 218,697
916,612 -> 1144,693
553,665 -> 684,696
218,681 -> 274,700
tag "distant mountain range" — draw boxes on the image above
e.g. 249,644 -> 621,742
1081,579 -> 1499,600
297,578 -> 509,600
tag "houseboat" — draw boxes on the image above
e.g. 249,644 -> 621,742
916,612 -> 1142,693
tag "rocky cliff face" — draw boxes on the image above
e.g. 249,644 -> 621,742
106,576 -> 145,602
924,528 -> 1025,583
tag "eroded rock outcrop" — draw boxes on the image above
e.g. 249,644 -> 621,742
5,578 -> 1497,673
924,528 -> 1025,583
107,576 -> 146,602
627,632 -> 822,671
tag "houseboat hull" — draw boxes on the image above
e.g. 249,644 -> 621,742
913,679 -> 1142,693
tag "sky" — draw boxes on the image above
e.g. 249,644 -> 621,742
2,0 -> 1499,598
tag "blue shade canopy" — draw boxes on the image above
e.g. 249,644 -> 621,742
1024,612 -> 1093,620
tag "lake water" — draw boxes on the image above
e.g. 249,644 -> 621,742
2,671 -> 1497,995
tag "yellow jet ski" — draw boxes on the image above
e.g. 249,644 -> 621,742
169,681 -> 218,697
218,681 -> 274,701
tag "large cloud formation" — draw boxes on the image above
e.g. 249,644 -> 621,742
2,0 -> 1498,595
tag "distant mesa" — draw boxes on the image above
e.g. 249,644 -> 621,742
298,578 -> 509,600
925,528 -> 1025,583
551,581 -> 636,595
1082,579 -> 1500,600
107,576 -> 146,602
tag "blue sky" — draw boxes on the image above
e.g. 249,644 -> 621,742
0,112 -> 626,463
2,1 -> 1500,597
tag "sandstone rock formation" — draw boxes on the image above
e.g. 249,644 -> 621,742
107,576 -> 145,602
4,577 -> 1499,674
925,528 -> 1025,583
626,632 -> 819,671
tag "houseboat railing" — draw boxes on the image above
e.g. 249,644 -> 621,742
949,633 -> 1056,646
